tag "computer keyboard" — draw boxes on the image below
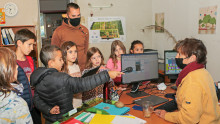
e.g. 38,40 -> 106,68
154,99 -> 177,112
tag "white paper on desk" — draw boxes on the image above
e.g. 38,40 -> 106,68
111,115 -> 146,124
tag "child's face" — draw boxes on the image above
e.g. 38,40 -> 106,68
131,44 -> 144,54
50,50 -> 64,71
18,39 -> 35,55
67,46 -> 77,63
90,52 -> 102,68
115,45 -> 124,59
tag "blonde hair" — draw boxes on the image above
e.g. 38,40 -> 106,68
0,47 -> 17,97
109,40 -> 126,69
86,47 -> 104,69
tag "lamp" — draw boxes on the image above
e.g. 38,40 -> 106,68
88,3 -> 113,10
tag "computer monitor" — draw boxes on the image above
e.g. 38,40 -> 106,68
164,50 -> 182,83
121,53 -> 159,97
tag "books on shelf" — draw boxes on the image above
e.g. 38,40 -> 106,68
1,28 -> 15,45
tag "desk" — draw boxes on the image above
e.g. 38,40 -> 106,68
119,84 -> 176,124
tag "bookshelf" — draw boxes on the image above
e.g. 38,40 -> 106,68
0,25 -> 38,67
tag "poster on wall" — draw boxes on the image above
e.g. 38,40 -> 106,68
0,8 -> 6,25
198,6 -> 217,34
155,13 -> 164,33
88,17 -> 126,43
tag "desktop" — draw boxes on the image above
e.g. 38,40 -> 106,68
164,50 -> 182,83
121,53 -> 159,98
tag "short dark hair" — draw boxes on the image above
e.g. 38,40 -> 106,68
129,40 -> 144,53
174,38 -> 207,64
66,3 -> 80,13
40,45 -> 61,67
14,29 -> 36,47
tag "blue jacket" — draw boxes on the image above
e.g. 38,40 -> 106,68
17,56 -> 35,110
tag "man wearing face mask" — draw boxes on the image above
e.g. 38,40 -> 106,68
154,38 -> 220,124
51,3 -> 89,71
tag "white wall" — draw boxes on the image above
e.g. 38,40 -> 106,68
152,0 -> 220,81
0,0 -> 41,65
77,0 -> 152,62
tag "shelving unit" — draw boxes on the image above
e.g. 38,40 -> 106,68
0,25 -> 38,67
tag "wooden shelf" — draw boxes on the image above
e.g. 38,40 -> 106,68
0,25 -> 38,67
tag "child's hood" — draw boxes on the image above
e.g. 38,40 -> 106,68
0,92 -> 17,112
30,67 -> 58,87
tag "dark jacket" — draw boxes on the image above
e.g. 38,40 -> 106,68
30,67 -> 110,122
17,57 -> 35,110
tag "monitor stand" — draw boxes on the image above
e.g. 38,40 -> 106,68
126,82 -> 149,98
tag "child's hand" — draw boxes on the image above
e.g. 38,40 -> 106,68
108,71 -> 124,79
70,72 -> 81,77
50,105 -> 60,114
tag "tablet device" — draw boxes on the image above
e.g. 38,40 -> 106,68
81,66 -> 100,78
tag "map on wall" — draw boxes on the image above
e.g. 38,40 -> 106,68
155,13 -> 164,33
88,17 -> 126,43
198,6 -> 217,34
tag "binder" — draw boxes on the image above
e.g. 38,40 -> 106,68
8,28 -> 15,41
1,29 -> 9,45
5,29 -> 14,44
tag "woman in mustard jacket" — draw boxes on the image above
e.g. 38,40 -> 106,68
155,38 -> 220,124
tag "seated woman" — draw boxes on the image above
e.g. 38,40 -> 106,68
0,47 -> 33,123
155,38 -> 220,124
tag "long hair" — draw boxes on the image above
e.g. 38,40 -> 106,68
86,47 -> 104,69
109,40 -> 126,69
61,41 -> 78,73
0,47 -> 17,97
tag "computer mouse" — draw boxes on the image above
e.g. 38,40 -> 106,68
115,101 -> 124,108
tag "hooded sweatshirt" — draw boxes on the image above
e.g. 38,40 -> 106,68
0,92 -> 33,124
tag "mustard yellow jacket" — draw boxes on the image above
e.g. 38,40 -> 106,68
165,68 -> 220,124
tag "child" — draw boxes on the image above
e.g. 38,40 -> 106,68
0,47 -> 33,123
15,29 -> 42,124
129,40 -> 144,54
30,45 -> 122,123
83,47 -> 110,103
106,40 -> 126,72
106,40 -> 126,83
61,41 -> 82,108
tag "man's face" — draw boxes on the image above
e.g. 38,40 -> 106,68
67,8 -> 80,19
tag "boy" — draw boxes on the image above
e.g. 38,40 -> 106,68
30,45 -> 122,123
15,29 -> 58,124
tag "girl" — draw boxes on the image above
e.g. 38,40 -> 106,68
106,40 -> 126,72
83,47 -> 109,103
61,41 -> 82,108
130,40 -> 144,54
0,47 -> 33,123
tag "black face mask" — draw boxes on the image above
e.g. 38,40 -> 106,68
69,17 -> 81,27
175,58 -> 187,69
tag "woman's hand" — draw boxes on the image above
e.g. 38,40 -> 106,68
154,109 -> 167,119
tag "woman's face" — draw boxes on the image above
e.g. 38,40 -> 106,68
114,45 -> 124,59
90,52 -> 102,68
67,46 -> 77,64
176,50 -> 192,65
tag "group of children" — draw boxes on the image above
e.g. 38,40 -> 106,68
0,28 -> 145,123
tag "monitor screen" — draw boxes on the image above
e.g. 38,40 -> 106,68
164,50 -> 182,75
121,53 -> 159,84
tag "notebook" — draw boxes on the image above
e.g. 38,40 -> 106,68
81,66 -> 100,78
133,95 -> 168,106
93,102 -> 130,115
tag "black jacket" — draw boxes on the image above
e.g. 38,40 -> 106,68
30,67 -> 110,122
